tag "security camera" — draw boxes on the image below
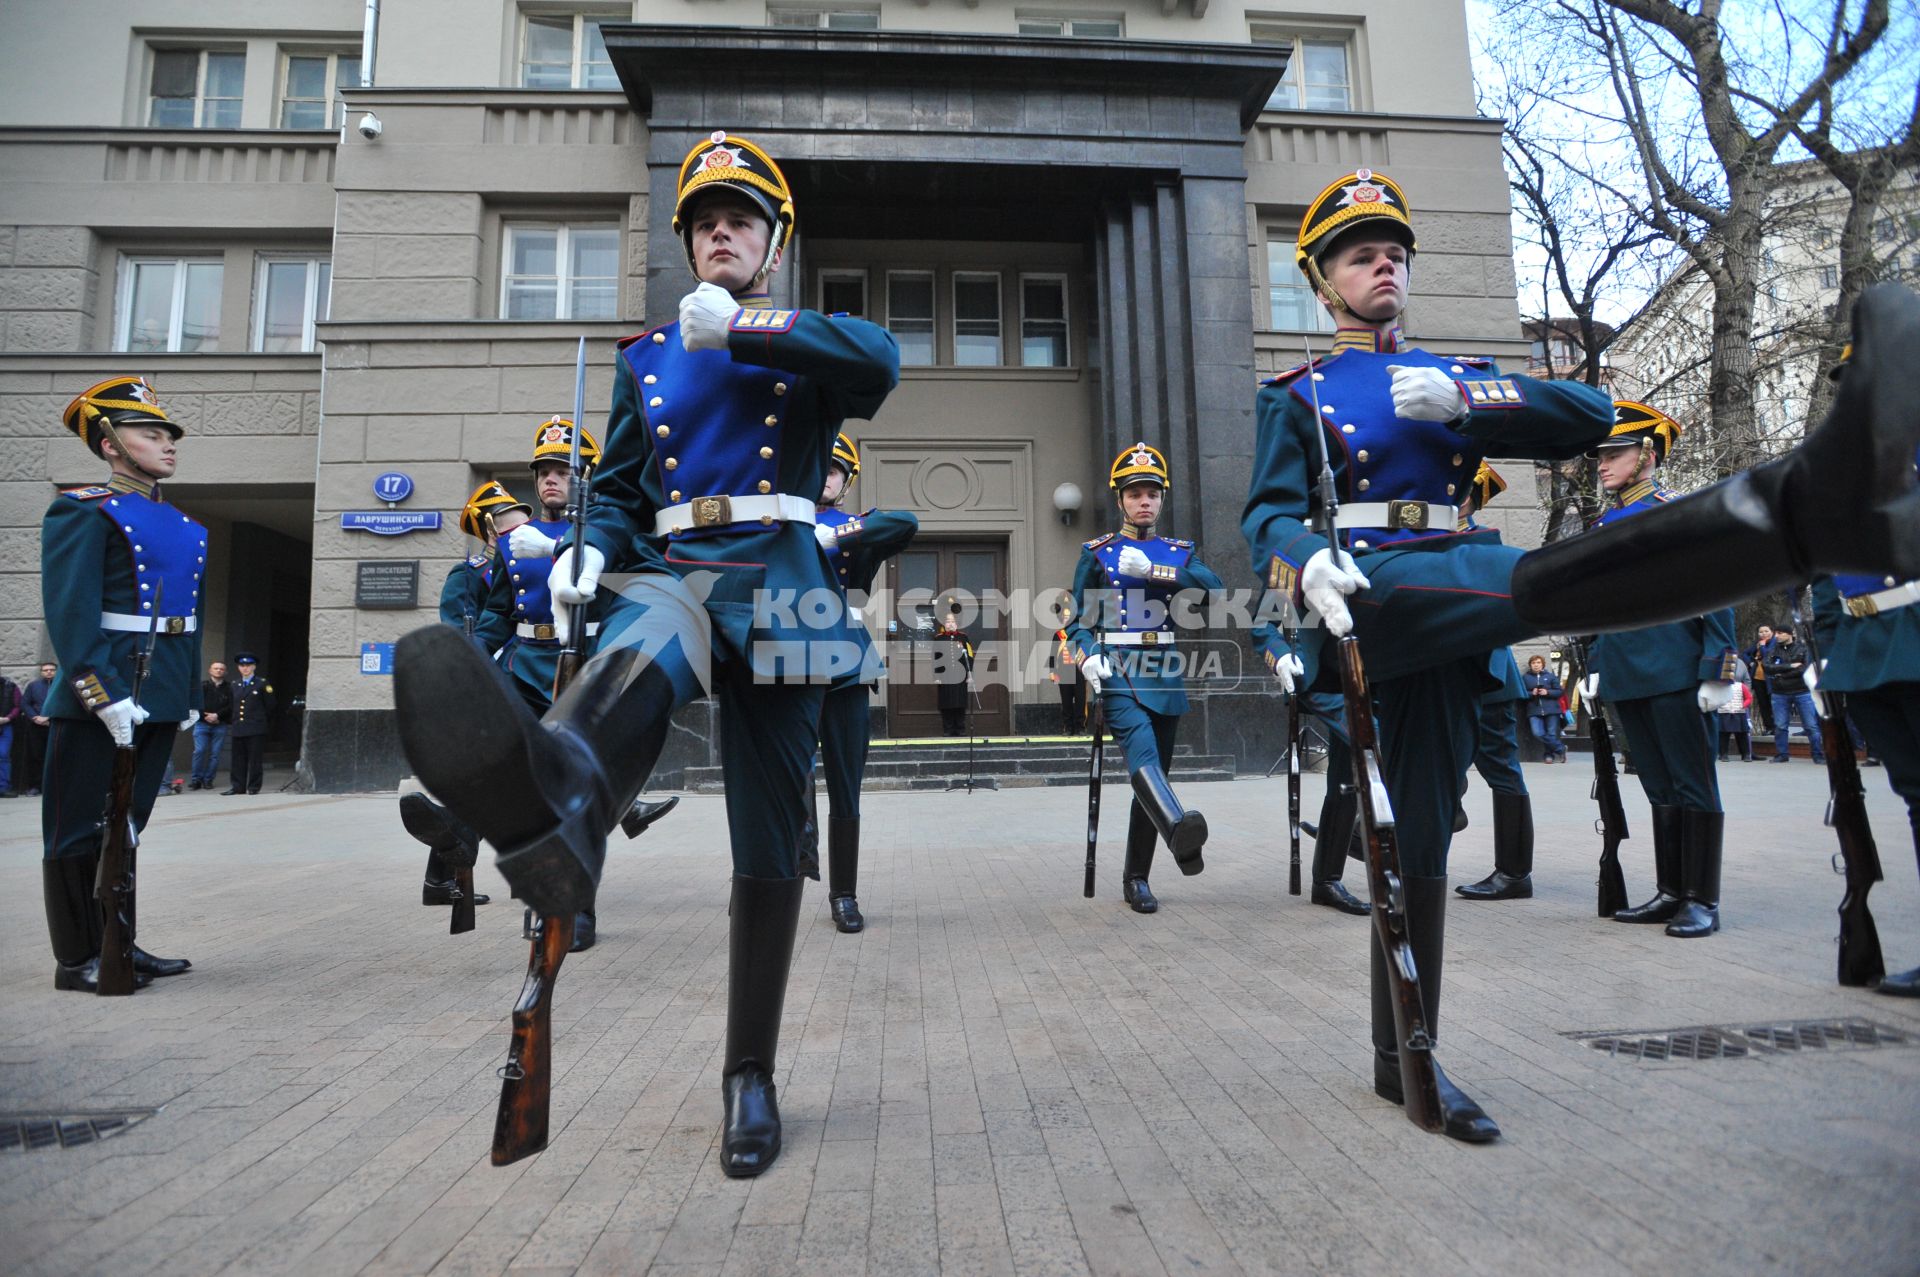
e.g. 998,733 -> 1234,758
356,112 -> 383,139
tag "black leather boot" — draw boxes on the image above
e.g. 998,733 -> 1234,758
1121,802 -> 1159,913
1130,764 -> 1205,875
721,874 -> 805,1178
1457,792 -> 1535,901
1371,876 -> 1499,1143
394,627 -> 681,920
132,946 -> 191,977
1665,809 -> 1723,938
797,778 -> 821,881
1308,786 -> 1367,915
1515,285 -> 1920,633
43,856 -> 148,993
1615,804 -> 1684,923
404,792 -> 492,907
571,910 -> 596,952
621,794 -> 681,840
827,816 -> 864,932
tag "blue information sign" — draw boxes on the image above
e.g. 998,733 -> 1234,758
360,642 -> 395,675
341,511 -> 440,536
372,472 -> 414,503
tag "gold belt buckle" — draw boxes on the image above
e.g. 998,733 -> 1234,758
533,623 -> 556,641
1140,631 -> 1161,646
1844,596 -> 1876,618
163,616 -> 187,636
691,494 -> 733,528
1386,499 -> 1429,531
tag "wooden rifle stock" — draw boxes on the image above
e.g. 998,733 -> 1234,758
1572,640 -> 1630,917
94,747 -> 140,996
450,868 -> 477,935
1286,690 -> 1302,896
1084,695 -> 1103,898
1819,690 -> 1886,986
1336,636 -> 1442,1133
492,911 -> 574,1164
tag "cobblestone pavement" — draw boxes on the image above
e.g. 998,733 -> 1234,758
1,759 -> 1916,1277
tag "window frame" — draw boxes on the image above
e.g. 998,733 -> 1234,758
518,10 -> 621,90
1017,272 -> 1071,368
1262,230 -> 1334,334
251,255 -> 332,353
884,268 -> 938,367
1250,26 -> 1356,113
499,221 -> 622,322
147,45 -> 246,129
115,254 -> 225,353
1016,14 -> 1125,38
766,5 -> 882,29
950,270 -> 1005,368
277,48 -> 362,129
817,268 -> 869,317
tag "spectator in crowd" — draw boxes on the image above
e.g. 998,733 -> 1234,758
190,660 -> 232,789
1716,655 -> 1755,761
1521,654 -> 1568,762
16,662 -> 55,796
1764,626 -> 1826,764
1745,624 -> 1777,737
0,669 -> 19,797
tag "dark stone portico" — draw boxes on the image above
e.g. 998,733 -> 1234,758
603,26 -> 1286,571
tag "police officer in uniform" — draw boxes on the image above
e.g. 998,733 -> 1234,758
934,607 -> 974,735
1067,443 -> 1224,912
1584,403 -> 1737,938
224,653 -> 274,794
812,432 -> 918,932
392,130 -> 900,1177
39,376 -> 199,990
1811,345 -> 1920,994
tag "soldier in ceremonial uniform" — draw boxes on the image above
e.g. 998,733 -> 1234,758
812,432 -> 918,932
1811,345 -> 1920,995
224,653 -> 273,794
1239,179 -> 1920,1141
392,130 -> 900,1176
491,417 -> 604,715
934,607 -> 975,735
1066,443 -> 1223,912
1583,404 -> 1737,938
39,376 -> 199,991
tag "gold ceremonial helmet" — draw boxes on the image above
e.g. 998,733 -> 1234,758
1109,441 -> 1170,491
528,417 -> 601,471
1294,168 -> 1417,312
672,130 -> 796,282
460,480 -> 532,539
1827,342 -> 1852,382
1595,400 -> 1682,464
1470,460 -> 1507,509
62,375 -> 181,457
831,432 -> 861,480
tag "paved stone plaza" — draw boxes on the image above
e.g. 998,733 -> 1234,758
1,760 -> 1916,1276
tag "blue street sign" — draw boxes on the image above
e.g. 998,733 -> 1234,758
341,511 -> 440,535
372,472 -> 414,503
360,642 -> 395,675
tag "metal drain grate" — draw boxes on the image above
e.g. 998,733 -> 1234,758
1566,1017 -> 1913,1062
0,1109 -> 158,1153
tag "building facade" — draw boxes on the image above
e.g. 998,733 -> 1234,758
0,0 -> 1538,789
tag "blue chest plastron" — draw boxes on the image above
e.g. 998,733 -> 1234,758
504,518 -> 571,625
620,322 -> 794,531
86,489 -> 208,618
1092,535 -> 1192,635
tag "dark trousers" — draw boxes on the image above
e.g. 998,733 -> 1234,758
818,683 -> 870,820
230,734 -> 265,792
940,705 -> 966,735
1614,691 -> 1721,812
1752,683 -> 1776,733
1473,699 -> 1529,796
1718,723 -> 1753,760
1375,655 -> 1483,877
1771,691 -> 1826,760
1057,680 -> 1085,734
42,719 -> 177,859
1847,683 -> 1920,848
1526,712 -> 1566,758
15,720 -> 47,792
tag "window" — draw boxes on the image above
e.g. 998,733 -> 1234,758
768,6 -> 881,29
520,12 -> 618,89
502,223 -> 619,320
1252,29 -> 1353,111
1264,238 -> 1333,332
886,271 -> 935,366
253,257 -> 331,352
280,50 -> 361,128
952,272 -> 1003,366
118,257 -> 223,352
819,270 -> 867,317
1818,265 -> 1839,289
148,48 -> 244,127
1018,16 -> 1123,37
1020,275 -> 1068,367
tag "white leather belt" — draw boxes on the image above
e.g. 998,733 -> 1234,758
654,492 -> 816,536
1314,501 -> 1457,535
1843,579 -> 1920,618
1105,631 -> 1176,647
102,611 -> 195,634
517,621 -> 601,641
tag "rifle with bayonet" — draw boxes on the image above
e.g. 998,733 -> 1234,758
1570,636 -> 1630,917
1084,627 -> 1104,899
494,336 -> 591,1167
1285,617 -> 1303,897
96,581 -> 163,996
1792,586 -> 1884,987
1298,336 -> 1442,1132
444,601 -> 480,936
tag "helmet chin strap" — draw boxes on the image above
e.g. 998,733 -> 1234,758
97,417 -> 167,488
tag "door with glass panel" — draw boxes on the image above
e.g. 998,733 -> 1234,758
886,540 -> 1010,737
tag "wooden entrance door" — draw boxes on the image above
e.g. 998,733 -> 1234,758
887,539 -> 1010,737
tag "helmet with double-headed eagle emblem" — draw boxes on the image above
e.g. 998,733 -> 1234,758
1108,441 -> 1170,491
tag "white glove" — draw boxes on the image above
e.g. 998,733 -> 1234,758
679,282 -> 738,352
508,524 -> 558,560
814,522 -> 839,551
1300,548 -> 1371,638
1080,653 -> 1113,696
178,714 -> 196,732
550,545 -> 606,610
95,697 -> 146,747
1696,680 -> 1736,713
1116,545 -> 1152,579
1579,673 -> 1600,702
1268,651 -> 1305,694
1386,365 -> 1468,422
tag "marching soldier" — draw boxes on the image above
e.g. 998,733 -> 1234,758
812,432 -> 918,932
224,652 -> 274,794
391,130 -> 900,1177
1067,443 -> 1223,912
1811,346 -> 1920,995
39,376 -> 198,991
1584,403 -> 1737,938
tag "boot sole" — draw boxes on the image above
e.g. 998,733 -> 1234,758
621,794 -> 681,840
1171,813 -> 1207,875
399,792 -> 460,852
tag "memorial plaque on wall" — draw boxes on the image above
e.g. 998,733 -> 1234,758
355,560 -> 419,609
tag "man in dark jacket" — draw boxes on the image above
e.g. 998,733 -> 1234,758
190,660 -> 231,789
0,672 -> 19,796
17,662 -> 54,796
224,653 -> 273,794
1764,628 -> 1826,764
